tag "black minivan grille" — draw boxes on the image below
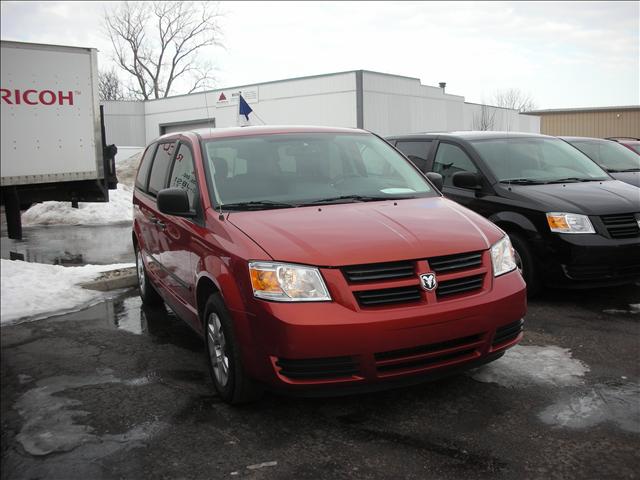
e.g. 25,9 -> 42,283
354,286 -> 422,307
428,251 -> 483,273
436,275 -> 484,298
342,261 -> 415,283
601,213 -> 640,239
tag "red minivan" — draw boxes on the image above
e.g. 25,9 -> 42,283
132,126 -> 526,403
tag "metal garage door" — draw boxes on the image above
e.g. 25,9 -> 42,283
160,118 -> 215,135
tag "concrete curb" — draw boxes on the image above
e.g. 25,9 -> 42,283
80,267 -> 138,291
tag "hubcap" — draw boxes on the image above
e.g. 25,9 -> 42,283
207,313 -> 229,386
136,250 -> 146,293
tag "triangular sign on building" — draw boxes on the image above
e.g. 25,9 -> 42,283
218,92 -> 226,101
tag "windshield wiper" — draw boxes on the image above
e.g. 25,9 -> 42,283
499,178 -> 546,185
221,200 -> 297,211
607,168 -> 640,173
301,194 -> 416,206
545,177 -> 600,183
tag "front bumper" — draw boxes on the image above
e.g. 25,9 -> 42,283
536,232 -> 640,288
234,270 -> 526,393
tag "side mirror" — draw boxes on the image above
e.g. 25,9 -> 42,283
452,171 -> 482,190
426,172 -> 443,191
157,188 -> 195,217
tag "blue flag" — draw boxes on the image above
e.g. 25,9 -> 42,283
239,94 -> 253,121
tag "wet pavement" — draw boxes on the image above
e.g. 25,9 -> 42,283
1,224 -> 134,265
1,285 -> 639,480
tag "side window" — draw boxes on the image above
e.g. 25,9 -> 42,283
168,144 -> 199,210
135,144 -> 157,191
396,141 -> 431,172
148,142 -> 176,195
433,143 -> 478,187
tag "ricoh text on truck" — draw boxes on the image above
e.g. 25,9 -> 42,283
0,40 -> 118,239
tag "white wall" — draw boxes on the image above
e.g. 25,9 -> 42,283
104,70 -> 540,150
461,103 -> 541,132
103,101 -> 146,146
362,72 -> 539,136
143,72 -> 357,143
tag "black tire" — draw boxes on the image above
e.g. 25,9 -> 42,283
203,294 -> 263,404
135,245 -> 163,305
508,232 -> 540,297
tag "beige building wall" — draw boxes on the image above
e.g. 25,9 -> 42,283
532,107 -> 640,138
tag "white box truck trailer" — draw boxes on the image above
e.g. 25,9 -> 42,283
0,40 -> 118,239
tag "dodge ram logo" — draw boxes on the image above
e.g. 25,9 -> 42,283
420,273 -> 437,291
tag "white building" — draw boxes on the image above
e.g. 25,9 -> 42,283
104,70 -> 540,159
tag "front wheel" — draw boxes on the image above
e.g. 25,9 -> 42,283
135,246 -> 163,305
508,232 -> 540,297
204,294 -> 262,404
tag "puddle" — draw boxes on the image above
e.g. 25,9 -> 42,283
14,371 -> 165,456
1,224 -> 134,266
470,345 -> 589,388
539,382 -> 640,433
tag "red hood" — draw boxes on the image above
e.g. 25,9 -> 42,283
228,197 -> 504,266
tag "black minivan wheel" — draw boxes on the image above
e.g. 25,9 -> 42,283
508,232 -> 540,297
135,246 -> 163,305
204,294 -> 262,404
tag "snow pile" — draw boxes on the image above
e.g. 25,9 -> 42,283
116,152 -> 142,189
21,151 -> 141,227
1,259 -> 134,325
22,184 -> 133,226
471,345 -> 590,388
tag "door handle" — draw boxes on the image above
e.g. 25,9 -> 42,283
149,216 -> 166,229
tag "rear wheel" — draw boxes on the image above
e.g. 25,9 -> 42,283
508,232 -> 540,297
204,294 -> 262,404
135,246 -> 163,305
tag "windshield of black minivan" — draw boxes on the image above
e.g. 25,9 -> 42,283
470,137 -> 610,184
567,139 -> 640,172
203,133 -> 435,209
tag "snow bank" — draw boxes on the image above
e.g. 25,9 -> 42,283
22,184 -> 133,226
21,151 -> 141,227
471,345 -> 589,388
1,259 -> 134,325
116,152 -> 142,189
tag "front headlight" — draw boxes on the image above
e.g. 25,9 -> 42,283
491,236 -> 517,277
248,261 -> 331,302
546,212 -> 595,234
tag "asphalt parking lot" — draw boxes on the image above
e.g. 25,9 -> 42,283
1,282 -> 639,480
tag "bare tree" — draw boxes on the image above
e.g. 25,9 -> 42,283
105,1 -> 223,100
472,104 -> 496,131
493,88 -> 536,112
98,69 -> 125,101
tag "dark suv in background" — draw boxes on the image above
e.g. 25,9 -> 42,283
561,137 -> 640,187
387,132 -> 640,294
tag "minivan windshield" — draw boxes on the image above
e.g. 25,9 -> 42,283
566,139 -> 640,173
470,137 -> 610,184
203,133 -> 435,209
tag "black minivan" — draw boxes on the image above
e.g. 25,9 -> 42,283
387,132 -> 640,294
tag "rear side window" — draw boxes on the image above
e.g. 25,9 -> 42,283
148,142 -> 177,195
396,141 -> 431,172
168,144 -> 199,210
433,143 -> 478,187
135,144 -> 157,191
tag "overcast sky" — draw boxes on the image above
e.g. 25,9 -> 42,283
1,1 -> 638,109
